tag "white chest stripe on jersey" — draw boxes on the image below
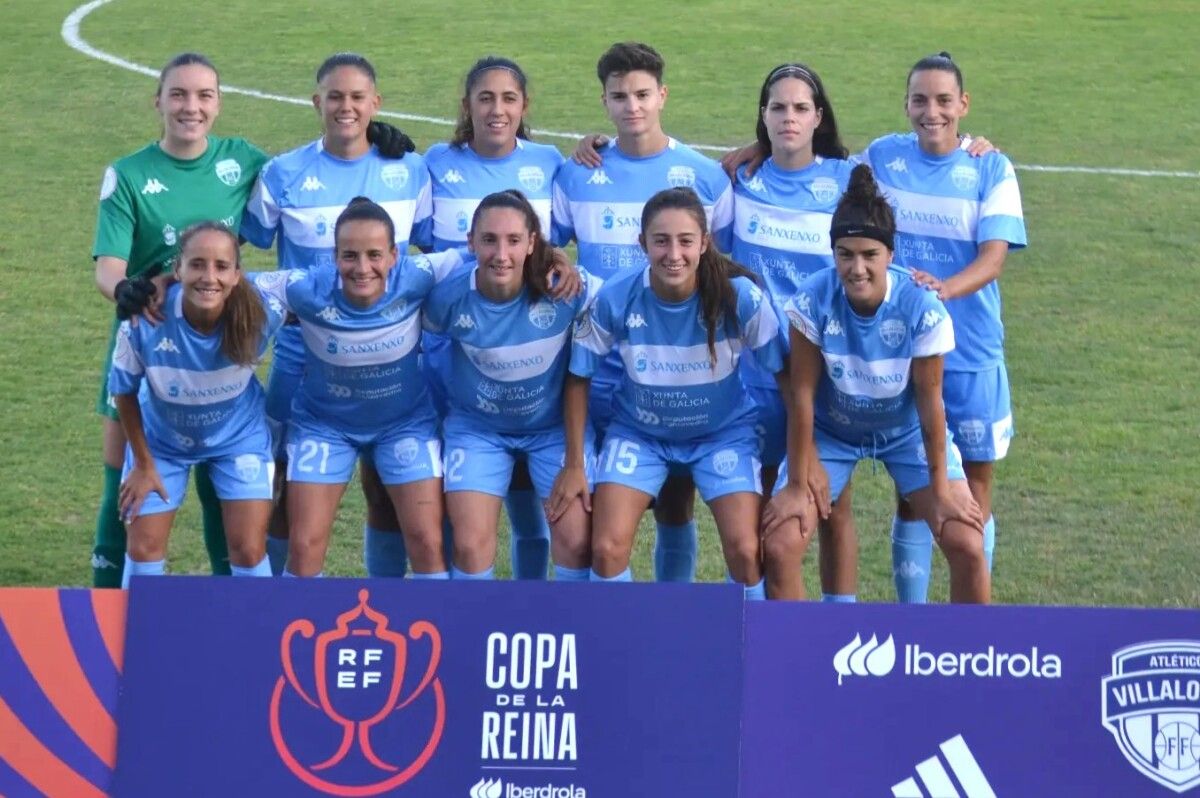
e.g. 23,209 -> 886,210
281,200 -> 420,249
572,200 -> 719,246
823,352 -> 912,400
734,195 -> 832,256
876,183 -> 979,243
459,328 -> 570,383
432,197 -> 552,243
621,341 -> 741,387
300,313 -> 420,367
145,364 -> 254,406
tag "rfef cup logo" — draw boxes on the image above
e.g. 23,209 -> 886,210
269,589 -> 446,796
1102,640 -> 1200,794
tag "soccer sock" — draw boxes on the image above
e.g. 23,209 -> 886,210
450,564 -> 495,580
121,555 -> 165,589
194,463 -> 231,576
505,489 -> 551,580
590,567 -> 632,582
364,526 -> 408,578
891,516 -> 933,603
553,565 -> 590,582
230,556 -> 272,577
409,571 -> 450,581
265,535 -> 289,576
92,464 -> 127,588
822,593 -> 858,603
283,569 -> 323,578
653,521 -> 698,582
983,515 -> 996,572
742,579 -> 766,601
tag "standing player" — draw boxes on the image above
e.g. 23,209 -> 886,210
92,53 -> 267,586
241,52 -> 431,577
860,53 -> 1026,601
110,223 -> 281,586
424,191 -> 598,582
552,42 -> 733,583
423,57 -> 566,579
553,187 -> 786,598
762,164 -> 989,603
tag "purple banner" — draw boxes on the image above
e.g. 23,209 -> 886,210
741,602 -> 1200,797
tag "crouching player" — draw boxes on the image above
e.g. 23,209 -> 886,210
762,165 -> 989,603
109,223 -> 282,585
555,187 -> 787,598
424,190 -> 599,582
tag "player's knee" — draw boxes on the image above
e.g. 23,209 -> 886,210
724,532 -> 761,574
763,521 -> 807,566
939,523 -> 986,564
591,531 -> 631,570
126,536 -> 163,562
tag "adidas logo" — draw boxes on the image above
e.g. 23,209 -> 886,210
317,306 -> 342,322
141,178 -> 168,194
300,176 -> 326,191
833,634 -> 896,684
626,313 -> 647,329
454,314 -> 476,329
153,338 -> 181,354
891,734 -> 995,798
443,169 -> 466,184
586,169 -> 612,186
469,777 -> 502,798
886,157 -> 908,173
91,553 -> 118,570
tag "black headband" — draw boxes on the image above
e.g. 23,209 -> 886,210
830,223 -> 894,251
766,65 -> 818,95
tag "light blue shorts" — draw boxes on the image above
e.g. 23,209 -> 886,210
285,408 -> 442,486
442,415 -> 595,498
942,365 -> 1013,463
122,445 -> 274,517
775,425 -> 965,502
748,383 -> 787,467
595,422 -> 761,502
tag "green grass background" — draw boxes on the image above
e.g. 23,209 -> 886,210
1,0 -> 1196,604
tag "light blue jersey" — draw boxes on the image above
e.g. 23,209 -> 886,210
551,138 -> 734,279
108,284 -> 284,458
571,267 -> 786,441
250,250 -> 462,432
424,261 -> 602,433
784,266 -> 955,443
424,140 -> 564,251
861,133 -> 1026,372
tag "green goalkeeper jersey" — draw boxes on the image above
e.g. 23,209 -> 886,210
92,136 -> 267,275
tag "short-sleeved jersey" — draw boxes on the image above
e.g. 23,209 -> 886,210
731,155 -> 854,389
424,140 -> 565,252
93,136 -> 267,276
551,138 -> 734,279
241,139 -> 432,269
424,262 -> 602,432
107,283 -> 283,458
783,266 -> 955,443
570,268 -> 785,441
251,250 -> 462,431
861,133 -> 1026,371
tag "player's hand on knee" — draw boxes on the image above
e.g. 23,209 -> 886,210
762,483 -> 815,539
546,251 -> 583,300
366,121 -> 416,158
719,142 -> 765,181
118,465 -> 167,522
805,459 -> 832,520
571,135 -> 607,167
930,487 -> 984,540
547,466 -> 590,522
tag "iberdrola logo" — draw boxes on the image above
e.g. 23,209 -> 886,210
269,589 -> 445,795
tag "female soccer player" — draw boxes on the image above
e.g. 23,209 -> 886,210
762,164 -> 989,603
109,223 -> 281,586
423,57 -> 567,579
424,190 -> 598,582
553,187 -> 786,598
241,52 -> 431,577
91,53 -> 267,586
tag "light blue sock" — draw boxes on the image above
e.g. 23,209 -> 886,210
283,569 -> 323,578
553,564 -> 590,582
231,555 -> 272,577
742,578 -> 766,601
984,515 -> 995,572
265,536 -> 288,576
653,521 -> 697,582
891,516 -> 933,603
364,526 -> 408,578
409,571 -> 450,580
505,489 -> 551,580
590,567 -> 632,582
451,564 -> 495,580
122,555 -> 165,589
822,593 -> 858,603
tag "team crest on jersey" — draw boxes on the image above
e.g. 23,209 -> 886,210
378,298 -> 407,322
162,224 -> 177,246
810,177 -> 839,204
317,306 -> 342,323
951,165 -> 979,192
99,166 -> 118,200
712,449 -> 739,476
1102,640 -> 1200,793
393,438 -> 420,467
958,419 -> 987,446
518,166 -> 546,192
743,175 -> 766,194
456,211 -> 469,233
234,454 -> 262,482
880,318 -> 907,348
667,166 -> 697,188
829,361 -> 845,380
381,163 -> 409,190
528,301 -> 557,330
215,159 -> 242,187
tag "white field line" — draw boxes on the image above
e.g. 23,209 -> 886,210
64,0 -> 1199,179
